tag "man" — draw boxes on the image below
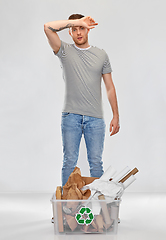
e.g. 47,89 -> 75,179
44,14 -> 120,187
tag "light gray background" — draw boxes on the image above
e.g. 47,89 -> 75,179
0,0 -> 165,193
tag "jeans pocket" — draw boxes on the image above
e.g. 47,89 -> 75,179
62,112 -> 70,117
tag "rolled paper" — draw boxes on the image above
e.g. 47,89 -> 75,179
100,165 -> 117,181
112,166 -> 131,183
123,175 -> 136,189
119,168 -> 138,183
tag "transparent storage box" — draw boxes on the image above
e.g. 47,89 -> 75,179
51,194 -> 121,235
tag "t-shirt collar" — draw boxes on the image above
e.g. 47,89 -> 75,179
74,44 -> 91,51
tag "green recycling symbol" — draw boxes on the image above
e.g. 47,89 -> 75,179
75,207 -> 94,225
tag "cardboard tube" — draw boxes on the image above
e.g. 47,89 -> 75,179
95,215 -> 105,232
91,219 -> 98,230
119,168 -> 139,183
100,165 -> 117,181
56,186 -> 64,233
112,166 -> 131,183
56,186 -> 62,199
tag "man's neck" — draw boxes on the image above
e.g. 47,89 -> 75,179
74,42 -> 90,49
74,43 -> 91,50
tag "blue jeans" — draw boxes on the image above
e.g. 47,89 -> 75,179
61,113 -> 105,187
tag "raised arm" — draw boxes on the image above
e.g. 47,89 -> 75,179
103,73 -> 120,136
44,16 -> 98,54
44,19 -> 79,54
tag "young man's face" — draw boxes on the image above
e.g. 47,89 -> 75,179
69,26 -> 90,46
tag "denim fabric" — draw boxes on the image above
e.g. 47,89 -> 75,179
61,112 -> 105,187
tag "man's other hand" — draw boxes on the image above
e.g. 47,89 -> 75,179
110,117 -> 120,136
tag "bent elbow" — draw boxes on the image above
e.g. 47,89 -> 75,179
44,23 -> 49,33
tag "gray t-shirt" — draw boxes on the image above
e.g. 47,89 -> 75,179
54,41 -> 112,118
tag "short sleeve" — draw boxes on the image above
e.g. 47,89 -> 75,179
53,40 -> 65,58
102,52 -> 112,74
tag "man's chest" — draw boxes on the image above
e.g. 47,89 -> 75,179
62,49 -> 105,74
